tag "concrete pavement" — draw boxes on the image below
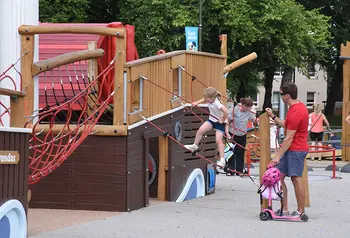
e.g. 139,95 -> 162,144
30,164 -> 350,238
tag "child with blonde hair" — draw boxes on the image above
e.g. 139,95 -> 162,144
184,87 -> 229,169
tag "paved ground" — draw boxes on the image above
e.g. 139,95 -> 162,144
29,161 -> 350,238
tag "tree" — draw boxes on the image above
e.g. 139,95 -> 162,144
38,0 -> 330,110
296,0 -> 350,115
39,0 -> 89,23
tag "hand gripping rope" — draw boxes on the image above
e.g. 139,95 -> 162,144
179,65 -> 260,153
139,74 -> 260,157
139,114 -> 260,188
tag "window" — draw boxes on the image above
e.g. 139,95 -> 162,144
272,92 -> 280,109
249,94 -> 258,107
274,68 -> 282,77
306,92 -> 315,108
130,77 -> 144,114
308,63 -> 316,78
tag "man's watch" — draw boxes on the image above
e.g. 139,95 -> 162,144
272,115 -> 277,120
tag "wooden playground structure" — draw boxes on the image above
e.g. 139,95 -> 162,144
1,24 -> 348,220
0,24 -> 260,212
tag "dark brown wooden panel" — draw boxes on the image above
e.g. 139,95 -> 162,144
81,136 -> 126,147
29,202 -> 70,210
0,131 -> 29,213
72,145 -> 126,156
126,171 -> 146,211
28,135 -> 128,212
65,154 -> 126,164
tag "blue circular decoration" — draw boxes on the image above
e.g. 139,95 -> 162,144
148,154 -> 157,186
174,121 -> 182,142
0,215 -> 10,238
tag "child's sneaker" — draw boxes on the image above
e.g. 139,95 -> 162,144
290,211 -> 302,217
184,144 -> 199,152
275,209 -> 289,216
216,159 -> 225,173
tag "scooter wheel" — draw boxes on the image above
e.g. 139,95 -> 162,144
191,149 -> 199,156
223,166 -> 228,172
300,213 -> 308,222
259,211 -> 270,221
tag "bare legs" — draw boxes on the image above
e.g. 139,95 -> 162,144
280,173 -> 305,214
215,130 -> 224,159
194,121 -> 212,146
291,176 -> 305,213
280,173 -> 288,211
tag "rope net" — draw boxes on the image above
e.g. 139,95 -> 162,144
0,54 -> 24,126
27,53 -> 119,184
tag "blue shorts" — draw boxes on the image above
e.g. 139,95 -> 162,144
278,151 -> 308,177
207,120 -> 225,134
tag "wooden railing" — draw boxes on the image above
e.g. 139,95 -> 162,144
124,51 -> 227,125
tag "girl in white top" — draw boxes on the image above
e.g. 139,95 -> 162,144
184,87 -> 228,168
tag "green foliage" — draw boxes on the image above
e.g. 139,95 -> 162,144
39,0 -> 89,23
38,0 -> 331,107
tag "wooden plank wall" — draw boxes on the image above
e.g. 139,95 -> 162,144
127,106 -> 217,210
183,54 -> 227,104
125,51 -> 226,125
0,131 -> 29,212
168,107 -> 218,201
341,42 -> 350,161
29,136 -> 127,211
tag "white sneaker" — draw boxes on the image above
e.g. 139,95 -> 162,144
217,158 -> 225,167
184,144 -> 199,152
216,160 -> 225,173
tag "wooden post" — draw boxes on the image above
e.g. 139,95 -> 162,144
87,41 -> 98,117
302,159 -> 310,207
113,36 -> 127,125
10,35 -> 35,127
341,42 -> 350,161
220,34 -> 227,64
259,113 -> 270,210
158,136 -> 168,201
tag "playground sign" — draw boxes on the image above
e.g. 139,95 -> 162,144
0,151 -> 19,164
185,26 -> 198,51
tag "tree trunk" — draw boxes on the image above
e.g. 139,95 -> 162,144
263,67 -> 275,110
236,82 -> 246,102
325,59 -> 342,116
281,66 -> 294,84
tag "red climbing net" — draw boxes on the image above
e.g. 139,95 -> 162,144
26,53 -> 120,184
0,54 -> 25,126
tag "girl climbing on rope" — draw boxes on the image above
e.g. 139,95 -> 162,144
184,87 -> 229,171
226,98 -> 256,176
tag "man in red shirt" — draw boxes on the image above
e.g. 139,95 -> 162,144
266,82 -> 309,218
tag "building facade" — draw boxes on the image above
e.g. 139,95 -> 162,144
252,65 -> 327,112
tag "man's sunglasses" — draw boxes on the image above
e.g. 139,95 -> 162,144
280,92 -> 286,96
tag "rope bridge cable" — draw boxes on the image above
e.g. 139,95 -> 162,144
0,52 -> 27,126
139,114 -> 260,187
179,65 -> 261,152
179,100 -> 259,155
179,65 -> 257,115
26,52 -> 121,184
139,74 -> 259,156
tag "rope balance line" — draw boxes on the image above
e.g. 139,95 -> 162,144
139,114 -> 260,188
179,65 -> 257,115
139,74 -> 250,136
179,100 -> 258,155
139,74 -> 259,156
179,65 -> 261,154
